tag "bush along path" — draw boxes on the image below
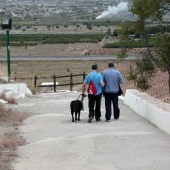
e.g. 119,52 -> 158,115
0,103 -> 27,170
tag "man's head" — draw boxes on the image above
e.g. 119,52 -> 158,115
108,61 -> 114,68
92,64 -> 98,70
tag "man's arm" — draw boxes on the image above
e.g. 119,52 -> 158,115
82,82 -> 86,95
100,81 -> 105,87
100,74 -> 105,87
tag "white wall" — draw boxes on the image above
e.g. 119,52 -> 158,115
0,83 -> 32,99
124,89 -> 170,135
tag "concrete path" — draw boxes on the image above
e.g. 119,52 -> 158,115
12,91 -> 170,170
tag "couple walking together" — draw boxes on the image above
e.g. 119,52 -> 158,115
82,61 -> 124,123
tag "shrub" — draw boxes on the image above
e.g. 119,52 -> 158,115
0,93 -> 17,104
0,104 -> 27,169
0,93 -> 6,101
0,104 -> 27,125
6,97 -> 17,105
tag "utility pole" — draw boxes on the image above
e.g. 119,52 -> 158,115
1,18 -> 12,82
6,30 -> 11,82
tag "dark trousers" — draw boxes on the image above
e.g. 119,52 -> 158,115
88,93 -> 102,119
104,93 -> 120,120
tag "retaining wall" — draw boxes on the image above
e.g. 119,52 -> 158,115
0,83 -> 32,98
124,89 -> 170,135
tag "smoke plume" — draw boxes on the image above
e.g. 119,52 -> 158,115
96,2 -> 128,19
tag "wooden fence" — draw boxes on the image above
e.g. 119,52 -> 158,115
14,72 -> 86,93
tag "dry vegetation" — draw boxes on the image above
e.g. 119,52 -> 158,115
0,64 -> 7,84
0,41 -> 170,103
3,59 -> 168,104
9,60 -> 124,89
0,43 -> 102,57
0,104 -> 27,170
0,93 -> 17,105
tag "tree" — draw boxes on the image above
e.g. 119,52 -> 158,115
117,23 -> 134,59
87,24 -> 92,30
47,25 -> 51,29
119,0 -> 170,92
113,29 -> 119,38
129,0 -> 170,21
106,27 -> 111,37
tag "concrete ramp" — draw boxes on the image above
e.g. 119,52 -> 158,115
12,91 -> 170,170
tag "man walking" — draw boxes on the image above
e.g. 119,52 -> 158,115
102,61 -> 124,121
82,64 -> 104,123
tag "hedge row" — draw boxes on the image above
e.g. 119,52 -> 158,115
0,34 -> 104,46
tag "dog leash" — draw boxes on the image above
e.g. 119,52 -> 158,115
76,94 -> 86,111
77,94 -> 86,101
77,94 -> 81,100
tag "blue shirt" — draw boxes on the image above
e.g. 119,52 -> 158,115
84,71 -> 103,95
102,68 -> 124,93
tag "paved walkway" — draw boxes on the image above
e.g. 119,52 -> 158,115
12,91 -> 170,170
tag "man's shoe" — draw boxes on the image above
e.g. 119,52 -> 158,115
88,117 -> 93,123
96,118 -> 101,122
105,120 -> 110,122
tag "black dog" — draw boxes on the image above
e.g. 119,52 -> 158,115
70,100 -> 82,122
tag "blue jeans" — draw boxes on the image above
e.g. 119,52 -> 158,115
104,93 -> 120,120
